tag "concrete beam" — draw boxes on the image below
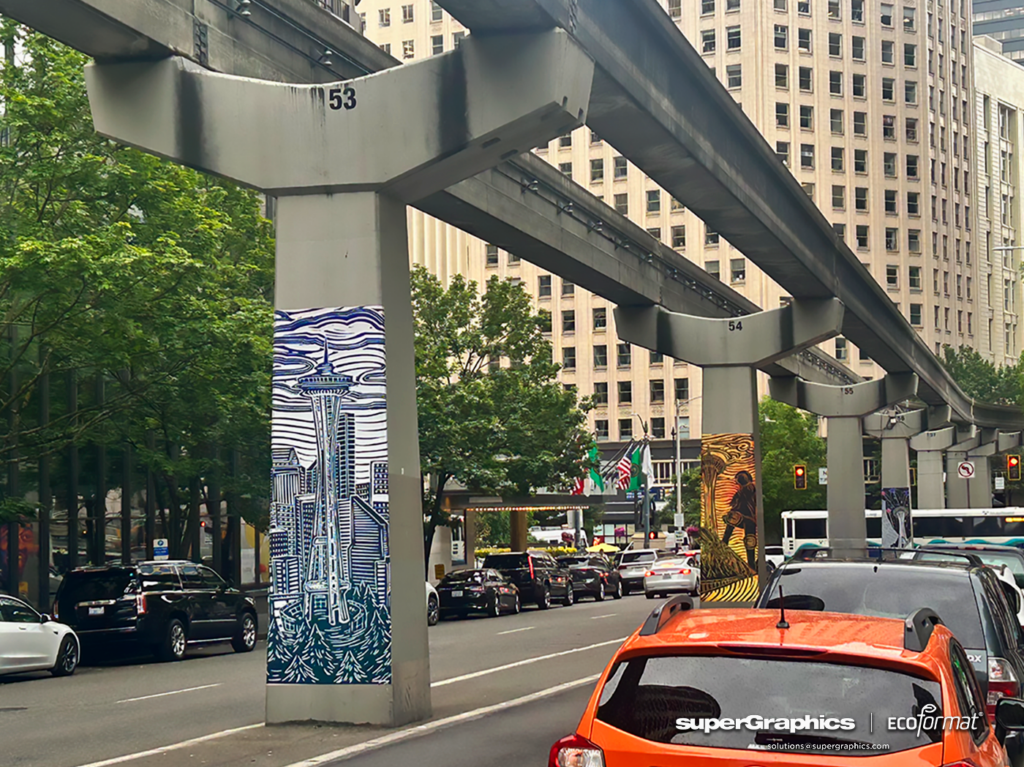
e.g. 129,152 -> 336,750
999,432 -> 1022,453
770,375 -> 918,418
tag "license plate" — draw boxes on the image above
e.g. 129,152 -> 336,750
662,574 -> 673,580
452,590 -> 463,597
88,606 -> 104,616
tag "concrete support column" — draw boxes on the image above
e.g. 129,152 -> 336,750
909,426 -> 957,510
510,512 -> 529,552
85,30 -> 595,727
770,374 -> 918,551
946,426 -> 981,509
967,455 -> 992,509
615,298 -> 844,603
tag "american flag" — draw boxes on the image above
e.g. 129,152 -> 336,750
569,477 -> 585,496
617,447 -> 633,489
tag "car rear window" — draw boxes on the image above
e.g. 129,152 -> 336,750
596,655 -> 942,755
621,552 -> 656,565
762,565 -> 985,648
60,570 -> 135,602
138,563 -> 182,591
442,571 -> 487,584
557,557 -> 590,567
482,554 -> 528,569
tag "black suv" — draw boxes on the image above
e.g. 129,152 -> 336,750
757,552 -> 1024,731
481,551 -> 574,609
54,561 -> 258,662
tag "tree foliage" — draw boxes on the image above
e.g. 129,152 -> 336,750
940,345 -> 1023,408
0,25 -> 274,539
411,267 -> 593,559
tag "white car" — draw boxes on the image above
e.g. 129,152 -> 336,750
765,545 -> 786,570
426,582 -> 439,626
643,555 -> 700,599
0,594 -> 80,677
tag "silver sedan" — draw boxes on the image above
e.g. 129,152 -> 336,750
643,556 -> 700,599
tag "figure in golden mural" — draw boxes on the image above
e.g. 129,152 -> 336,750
721,469 -> 757,569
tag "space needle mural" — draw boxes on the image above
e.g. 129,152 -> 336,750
267,306 -> 392,685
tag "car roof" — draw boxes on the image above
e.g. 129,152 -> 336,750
784,556 -> 976,573
922,543 -> 1024,555
622,608 -> 950,669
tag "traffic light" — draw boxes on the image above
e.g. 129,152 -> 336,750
649,531 -> 657,540
1009,455 -> 1021,482
793,465 -> 807,490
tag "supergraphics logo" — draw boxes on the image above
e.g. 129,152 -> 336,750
676,715 -> 857,734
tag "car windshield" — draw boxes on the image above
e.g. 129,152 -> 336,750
761,565 -> 985,648
596,655 -> 942,755
621,552 -> 656,565
59,569 -> 135,602
442,571 -> 487,584
482,554 -> 528,569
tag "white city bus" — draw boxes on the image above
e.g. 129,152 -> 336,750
782,507 -> 1024,556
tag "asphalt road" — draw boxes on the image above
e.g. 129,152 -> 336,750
0,591 -> 657,767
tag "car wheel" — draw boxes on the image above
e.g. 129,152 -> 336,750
645,591 -> 656,600
50,635 -> 79,677
562,586 -> 574,607
157,618 -> 187,662
232,613 -> 257,653
513,594 -> 521,614
613,580 -> 623,600
537,585 -> 551,610
427,594 -> 440,626
489,593 -> 502,618
595,582 -> 606,602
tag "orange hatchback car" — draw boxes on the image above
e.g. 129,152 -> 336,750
550,597 -> 1024,767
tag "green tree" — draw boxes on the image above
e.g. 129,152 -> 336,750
411,267 -> 593,562
940,345 -> 1022,407
0,25 -> 274,543
758,397 -> 827,543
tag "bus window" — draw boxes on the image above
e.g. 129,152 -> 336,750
866,517 -> 881,538
1004,518 -> 1024,537
971,515 -> 1005,537
794,518 -> 827,540
913,515 -> 963,538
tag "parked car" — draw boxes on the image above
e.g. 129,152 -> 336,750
425,581 -> 439,626
54,561 -> 258,662
764,545 -> 785,570
556,555 -> 623,601
550,597 -> 1023,766
481,551 -> 573,609
642,554 -> 700,599
757,550 -> 1024,727
0,594 -> 80,678
615,549 -> 675,595
436,569 -> 520,619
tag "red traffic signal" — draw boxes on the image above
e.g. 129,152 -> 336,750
1009,455 -> 1021,482
648,531 -> 656,539
793,465 -> 807,490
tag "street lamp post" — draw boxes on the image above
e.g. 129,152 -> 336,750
674,395 -> 701,546
633,413 -> 651,543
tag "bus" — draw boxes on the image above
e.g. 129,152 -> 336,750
782,508 -> 1024,556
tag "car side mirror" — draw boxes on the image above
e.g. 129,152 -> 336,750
39,613 -> 51,623
1001,581 -> 1022,616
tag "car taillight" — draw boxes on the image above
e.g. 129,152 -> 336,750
679,568 -> 692,575
549,734 -> 605,767
136,594 -> 147,615
987,656 -> 1019,717
644,570 -> 656,577
529,558 -> 535,579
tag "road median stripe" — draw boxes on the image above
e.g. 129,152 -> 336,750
116,683 -> 222,704
73,723 -> 264,767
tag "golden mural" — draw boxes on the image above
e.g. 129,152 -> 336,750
699,433 -> 759,603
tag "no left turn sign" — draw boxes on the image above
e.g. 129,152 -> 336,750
957,461 -> 975,480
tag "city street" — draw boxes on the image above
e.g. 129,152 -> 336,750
0,594 -> 655,767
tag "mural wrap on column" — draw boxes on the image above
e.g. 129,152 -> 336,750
881,487 -> 912,548
699,433 -> 758,603
267,307 -> 391,685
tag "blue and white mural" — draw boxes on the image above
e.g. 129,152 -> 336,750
267,307 -> 391,685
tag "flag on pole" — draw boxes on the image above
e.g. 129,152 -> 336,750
641,441 -> 654,489
628,445 -> 644,492
586,446 -> 606,495
617,445 -> 634,489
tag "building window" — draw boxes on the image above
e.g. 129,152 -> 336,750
883,115 -> 896,140
883,152 -> 897,177
909,303 -> 922,326
614,193 -> 628,215
904,81 -> 917,105
774,0 -> 787,9
593,383 -> 609,407
486,244 -> 499,267
835,337 -> 848,360
829,71 -> 843,95
731,258 -> 746,282
431,1 -> 443,22
799,105 -> 813,130
727,25 -> 741,50
453,31 -> 466,48
558,162 -> 572,179
882,78 -> 894,102
675,378 -> 690,401
702,29 -> 716,53
705,259 -> 720,279
852,73 -> 866,98
430,34 -> 444,56
908,229 -> 920,253
776,63 -> 789,89
706,228 -> 721,245
617,343 -> 631,368
619,419 -> 633,440
907,192 -> 919,216
776,102 -> 789,128
880,2 -> 892,26
906,155 -> 918,178
828,33 -> 841,57
775,25 -> 788,50
646,189 -> 661,214
830,109 -> 843,134
651,350 -> 664,364
595,419 -> 609,440
852,36 -> 865,60
562,280 -> 575,296
651,418 -> 666,439
590,159 -> 604,183
851,0 -> 864,22
799,66 -> 813,92
402,40 -> 415,59
617,381 -> 632,406
800,143 -> 814,169
904,43 -> 916,67
726,64 -> 742,89
856,225 -> 869,248
832,185 -> 845,209
831,147 -> 844,172
538,275 -> 552,298
833,223 -> 845,241
853,111 -> 866,135
702,0 -> 715,14
401,4 -> 414,23
906,118 -> 918,142
855,187 -> 868,211
593,345 -> 608,368
903,5 -> 915,31
881,40 -> 894,65
671,225 -> 686,249
562,347 -> 576,370
668,0 -> 682,19
379,8 -> 391,27
908,266 -> 921,290
828,0 -> 841,18
508,251 -> 520,265
798,28 -> 812,52
562,310 -> 575,334
593,307 -> 607,330
614,156 -> 628,179
854,149 -> 867,174
650,380 -> 665,404
885,228 -> 899,251
776,141 -> 790,166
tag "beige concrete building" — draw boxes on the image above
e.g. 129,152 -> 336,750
354,0 -> 982,475
973,36 -> 1023,366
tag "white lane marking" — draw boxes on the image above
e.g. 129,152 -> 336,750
73,723 -> 263,767
590,614 -> 616,620
116,683 -> 222,704
496,626 -> 535,635
431,636 -> 626,687
282,675 -> 601,767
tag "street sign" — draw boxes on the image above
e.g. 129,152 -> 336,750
153,538 -> 169,560
818,467 -> 828,485
957,461 -> 975,480
674,513 -> 686,528
996,476 -> 1006,491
